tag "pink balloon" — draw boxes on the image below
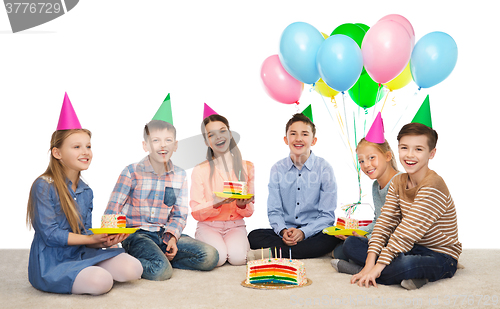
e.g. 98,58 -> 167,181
361,20 -> 412,84
379,14 -> 415,48
261,55 -> 304,104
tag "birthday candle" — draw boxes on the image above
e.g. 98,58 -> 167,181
261,247 -> 263,260
289,248 -> 292,261
280,247 -> 282,259
274,247 -> 277,260
269,248 -> 272,262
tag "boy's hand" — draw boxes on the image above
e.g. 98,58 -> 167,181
234,196 -> 255,209
281,228 -> 304,246
165,237 -> 178,261
280,228 -> 296,246
351,263 -> 385,288
288,228 -> 305,243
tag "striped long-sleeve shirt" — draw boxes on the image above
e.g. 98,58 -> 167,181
105,156 -> 188,244
368,170 -> 461,265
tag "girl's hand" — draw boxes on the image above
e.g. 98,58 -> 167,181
86,233 -> 128,248
335,235 -> 348,240
212,195 -> 232,209
352,231 -> 367,238
235,196 -> 254,209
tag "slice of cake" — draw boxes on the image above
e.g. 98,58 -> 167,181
246,258 -> 306,286
101,214 -> 127,228
336,217 -> 372,230
223,181 -> 248,195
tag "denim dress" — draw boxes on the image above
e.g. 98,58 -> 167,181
28,177 -> 124,294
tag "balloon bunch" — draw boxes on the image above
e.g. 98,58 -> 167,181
260,14 -> 457,204
260,14 -> 458,106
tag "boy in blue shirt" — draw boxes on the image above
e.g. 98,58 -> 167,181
248,113 -> 341,259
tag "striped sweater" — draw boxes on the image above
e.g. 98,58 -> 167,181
368,170 -> 461,265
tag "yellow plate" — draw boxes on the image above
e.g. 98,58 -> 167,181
89,228 -> 139,234
322,226 -> 368,236
214,192 -> 254,199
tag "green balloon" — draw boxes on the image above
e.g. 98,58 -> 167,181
330,23 -> 366,48
355,23 -> 370,33
348,73 -> 384,109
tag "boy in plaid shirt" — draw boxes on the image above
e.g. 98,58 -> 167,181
105,112 -> 218,280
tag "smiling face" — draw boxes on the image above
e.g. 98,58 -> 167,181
357,143 -> 392,181
143,128 -> 178,170
204,120 -> 232,156
398,134 -> 436,180
284,121 -> 317,166
52,132 -> 92,177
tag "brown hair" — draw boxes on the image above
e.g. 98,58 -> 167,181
397,123 -> 438,150
356,138 -> 399,172
144,120 -> 176,141
27,129 -> 92,234
285,113 -> 316,137
201,114 -> 246,187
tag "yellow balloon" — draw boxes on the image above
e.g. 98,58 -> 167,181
321,32 -> 329,40
314,78 -> 339,98
383,62 -> 412,91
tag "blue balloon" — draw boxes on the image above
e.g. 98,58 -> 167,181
279,22 -> 324,84
410,31 -> 458,89
316,34 -> 363,92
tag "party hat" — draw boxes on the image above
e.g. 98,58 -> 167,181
301,104 -> 313,123
56,92 -> 82,130
203,103 -> 218,119
365,112 -> 385,143
411,95 -> 432,128
152,94 -> 173,124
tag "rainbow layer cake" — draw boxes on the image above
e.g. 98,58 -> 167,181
101,214 -> 127,228
223,181 -> 248,195
246,258 -> 306,286
336,217 -> 372,230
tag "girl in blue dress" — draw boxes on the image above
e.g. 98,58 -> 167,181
27,127 -> 143,294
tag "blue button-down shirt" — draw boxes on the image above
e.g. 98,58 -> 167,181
267,151 -> 337,239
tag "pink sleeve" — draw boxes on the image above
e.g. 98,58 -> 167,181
235,161 -> 255,217
189,164 -> 221,221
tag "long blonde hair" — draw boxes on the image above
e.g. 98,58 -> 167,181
26,129 -> 92,234
356,138 -> 398,172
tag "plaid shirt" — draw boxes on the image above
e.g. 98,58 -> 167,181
105,156 -> 187,244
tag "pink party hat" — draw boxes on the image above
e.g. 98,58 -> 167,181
56,92 -> 82,130
203,103 -> 218,119
365,112 -> 384,143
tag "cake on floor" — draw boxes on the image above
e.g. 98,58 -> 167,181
246,258 -> 306,286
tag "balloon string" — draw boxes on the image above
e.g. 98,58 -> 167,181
380,89 -> 391,113
317,89 -> 355,171
390,88 -> 420,134
353,113 -> 362,204
342,93 -> 358,171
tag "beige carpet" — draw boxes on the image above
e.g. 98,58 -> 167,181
1,249 -> 499,309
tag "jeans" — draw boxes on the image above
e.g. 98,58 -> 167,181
122,229 -> 219,281
343,236 -> 458,285
248,228 -> 341,259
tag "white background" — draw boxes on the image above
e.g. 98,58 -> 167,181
1,1 -> 498,249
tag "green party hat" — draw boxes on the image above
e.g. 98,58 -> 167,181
411,95 -> 432,128
301,104 -> 313,123
152,93 -> 173,124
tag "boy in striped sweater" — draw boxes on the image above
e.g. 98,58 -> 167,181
337,122 -> 461,290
